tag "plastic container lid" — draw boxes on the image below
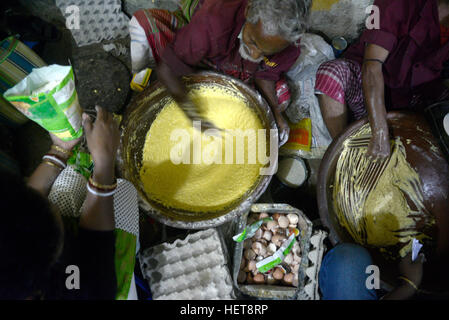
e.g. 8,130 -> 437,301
275,156 -> 308,188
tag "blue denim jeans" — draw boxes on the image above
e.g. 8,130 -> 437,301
319,243 -> 378,300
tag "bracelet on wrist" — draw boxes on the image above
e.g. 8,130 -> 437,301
42,160 -> 64,171
398,276 -> 418,291
86,182 -> 117,197
88,176 -> 117,190
51,145 -> 72,157
42,154 -> 67,170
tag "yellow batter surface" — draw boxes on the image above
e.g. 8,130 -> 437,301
140,86 -> 266,213
333,125 -> 434,257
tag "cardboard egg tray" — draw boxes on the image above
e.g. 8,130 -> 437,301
139,228 -> 235,300
298,230 -> 328,300
232,203 -> 317,300
56,0 -> 129,47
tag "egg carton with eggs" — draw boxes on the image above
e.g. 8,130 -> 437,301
138,228 -> 235,300
232,203 -> 314,300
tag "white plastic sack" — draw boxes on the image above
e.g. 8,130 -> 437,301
284,33 -> 334,159
309,0 -> 375,43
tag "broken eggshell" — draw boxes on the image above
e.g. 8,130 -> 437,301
287,213 -> 299,225
254,228 -> 263,239
262,230 -> 272,241
243,239 -> 252,250
266,243 -> 277,255
253,273 -> 265,284
271,234 -> 287,247
278,215 -> 289,229
247,260 -> 257,272
266,274 -> 277,285
258,212 -> 269,220
240,211 -> 303,288
266,220 -> 279,232
244,248 -> 256,260
284,253 -> 294,265
272,267 -> 284,280
283,273 -> 294,286
252,241 -> 267,256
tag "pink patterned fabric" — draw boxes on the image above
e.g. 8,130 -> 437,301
315,58 -> 449,121
276,78 -> 291,111
315,59 -> 367,120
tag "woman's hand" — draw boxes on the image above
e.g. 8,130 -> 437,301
399,252 -> 425,288
274,112 -> 290,147
27,133 -> 81,196
367,128 -> 391,160
82,106 -> 120,176
382,252 -> 425,300
80,105 -> 120,232
50,133 -> 81,153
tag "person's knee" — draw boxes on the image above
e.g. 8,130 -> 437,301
319,243 -> 377,300
328,243 -> 372,265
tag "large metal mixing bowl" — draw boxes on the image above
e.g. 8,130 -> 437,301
118,72 -> 278,229
317,111 -> 449,292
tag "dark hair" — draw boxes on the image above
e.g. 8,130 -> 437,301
0,171 -> 63,300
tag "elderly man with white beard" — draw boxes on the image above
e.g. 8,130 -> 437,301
130,0 -> 311,145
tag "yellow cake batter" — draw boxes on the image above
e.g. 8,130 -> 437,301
140,86 -> 266,213
333,124 -> 434,257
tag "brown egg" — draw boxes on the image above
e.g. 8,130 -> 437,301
273,267 -> 284,280
253,273 -> 265,284
283,273 -> 294,286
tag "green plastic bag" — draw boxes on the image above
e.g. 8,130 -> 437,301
3,64 -> 83,141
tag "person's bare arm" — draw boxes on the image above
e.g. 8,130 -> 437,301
383,252 -> 425,300
27,135 -> 80,197
79,106 -> 120,231
255,78 -> 290,146
156,61 -> 189,103
362,44 -> 391,160
157,61 -> 221,131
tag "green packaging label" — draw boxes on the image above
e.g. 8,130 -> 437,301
4,64 -> 83,141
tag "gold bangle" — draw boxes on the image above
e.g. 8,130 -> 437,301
43,160 -> 64,170
398,276 -> 418,291
89,176 -> 117,190
51,145 -> 72,156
